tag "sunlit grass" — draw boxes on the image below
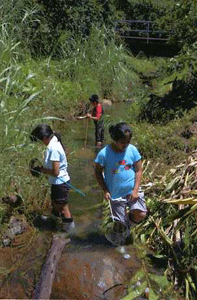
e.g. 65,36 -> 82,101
0,22 -> 146,214
0,7 -> 196,224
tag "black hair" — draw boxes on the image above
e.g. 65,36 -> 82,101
89,94 -> 99,103
30,123 -> 65,149
109,122 -> 132,141
30,124 -> 53,142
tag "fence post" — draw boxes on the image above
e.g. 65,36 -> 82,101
147,21 -> 150,44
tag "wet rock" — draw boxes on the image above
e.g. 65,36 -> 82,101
0,232 -> 52,299
2,237 -> 12,247
1,195 -> 22,207
52,243 -> 140,300
101,99 -> 113,107
2,216 -> 29,246
9,216 -> 28,234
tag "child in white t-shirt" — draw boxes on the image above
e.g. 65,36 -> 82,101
30,123 -> 74,233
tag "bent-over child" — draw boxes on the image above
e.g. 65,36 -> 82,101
30,123 -> 75,233
94,122 -> 147,238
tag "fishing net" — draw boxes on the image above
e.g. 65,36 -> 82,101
29,158 -> 42,177
104,221 -> 129,246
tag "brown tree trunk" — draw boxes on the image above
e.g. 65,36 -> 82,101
32,234 -> 70,299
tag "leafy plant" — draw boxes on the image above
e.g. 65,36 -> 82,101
133,153 -> 197,299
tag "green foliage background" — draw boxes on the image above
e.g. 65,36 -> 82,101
0,0 -> 197,213
0,1 -> 197,297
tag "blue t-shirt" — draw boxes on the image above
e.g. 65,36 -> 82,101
94,144 -> 141,199
43,136 -> 70,185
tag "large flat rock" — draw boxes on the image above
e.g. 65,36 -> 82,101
52,242 -> 140,300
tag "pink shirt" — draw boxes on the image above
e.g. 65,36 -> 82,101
93,103 -> 102,120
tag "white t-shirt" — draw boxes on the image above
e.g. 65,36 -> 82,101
43,135 -> 70,185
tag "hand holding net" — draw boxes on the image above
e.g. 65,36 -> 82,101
29,158 -> 43,177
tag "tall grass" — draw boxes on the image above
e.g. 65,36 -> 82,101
1,0 -> 49,56
0,17 -> 48,212
0,15 -> 146,215
0,4 -> 193,219
54,26 -> 141,101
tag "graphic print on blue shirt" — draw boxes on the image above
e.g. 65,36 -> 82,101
112,160 -> 133,174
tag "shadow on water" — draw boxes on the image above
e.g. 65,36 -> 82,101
32,214 -> 58,231
50,105 -> 179,300
70,232 -> 113,248
32,211 -> 113,247
31,104 -> 180,300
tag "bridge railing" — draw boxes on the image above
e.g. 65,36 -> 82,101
115,20 -> 169,43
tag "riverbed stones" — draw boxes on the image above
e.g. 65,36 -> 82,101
2,215 -> 29,247
51,244 -> 140,300
101,99 -> 113,107
1,195 -> 22,207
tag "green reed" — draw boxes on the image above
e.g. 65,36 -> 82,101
0,15 -> 144,216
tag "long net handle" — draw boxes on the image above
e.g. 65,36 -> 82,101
84,118 -> 89,148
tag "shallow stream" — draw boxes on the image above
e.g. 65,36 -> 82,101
50,102 -> 144,299
0,102 -> 179,300
47,102 -> 177,300
65,102 -> 133,213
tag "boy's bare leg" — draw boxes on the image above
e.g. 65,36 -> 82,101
61,204 -> 72,218
129,209 -> 146,224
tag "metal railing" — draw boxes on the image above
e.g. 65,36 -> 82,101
115,20 -> 169,43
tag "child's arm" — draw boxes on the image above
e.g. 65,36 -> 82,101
94,163 -> 111,200
131,160 -> 143,200
86,104 -> 102,121
42,161 -> 60,177
86,114 -> 98,120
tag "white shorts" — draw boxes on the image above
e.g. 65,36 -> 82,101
109,190 -> 147,227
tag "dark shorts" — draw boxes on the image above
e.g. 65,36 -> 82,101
51,182 -> 69,204
94,120 -> 104,142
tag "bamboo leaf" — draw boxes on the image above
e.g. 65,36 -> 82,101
163,198 -> 197,205
164,176 -> 180,192
191,228 -> 197,237
185,190 -> 197,195
174,203 -> 197,231
156,226 -> 173,246
10,91 -> 41,124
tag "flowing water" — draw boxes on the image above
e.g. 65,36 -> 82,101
47,102 -> 177,300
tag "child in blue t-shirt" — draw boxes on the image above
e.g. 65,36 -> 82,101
94,122 -> 147,231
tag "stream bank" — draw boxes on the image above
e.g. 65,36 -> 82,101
0,102 -> 181,299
